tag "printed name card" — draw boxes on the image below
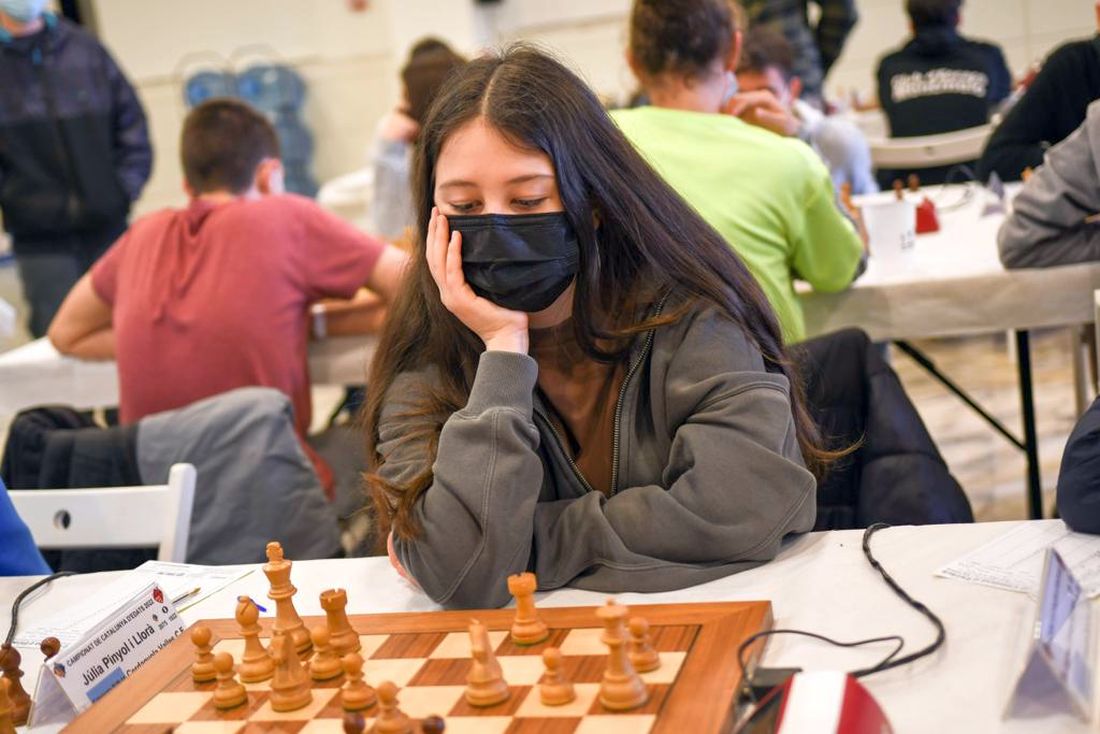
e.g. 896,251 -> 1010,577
29,582 -> 185,727
1004,548 -> 1095,722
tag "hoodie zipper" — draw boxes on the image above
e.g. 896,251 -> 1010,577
609,297 -> 665,496
533,296 -> 668,498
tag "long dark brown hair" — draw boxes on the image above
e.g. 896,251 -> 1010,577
364,44 -> 830,540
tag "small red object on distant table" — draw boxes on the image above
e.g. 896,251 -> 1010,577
916,197 -> 940,234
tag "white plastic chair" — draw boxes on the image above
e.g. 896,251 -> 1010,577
8,463 -> 196,563
869,125 -> 993,169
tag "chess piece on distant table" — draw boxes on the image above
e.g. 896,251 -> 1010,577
0,644 -> 30,725
465,620 -> 509,707
264,541 -> 312,657
341,652 -> 378,711
628,617 -> 661,673
321,588 -> 361,657
212,652 -> 248,709
371,680 -> 412,734
236,595 -> 275,683
508,572 -> 549,645
269,632 -> 313,712
539,647 -> 575,706
310,625 -> 343,681
190,626 -> 217,682
596,599 -> 648,711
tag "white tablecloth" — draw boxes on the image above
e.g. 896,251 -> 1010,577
0,335 -> 378,416
801,184 -> 1100,340
0,521 -> 1092,733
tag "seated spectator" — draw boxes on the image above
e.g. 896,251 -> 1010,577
0,476 -> 50,575
998,100 -> 1100,268
876,0 -> 1011,184
737,27 -> 878,195
1057,397 -> 1100,534
47,99 -> 409,496
615,0 -> 865,343
979,5 -> 1100,182
740,0 -> 859,105
370,38 -> 465,242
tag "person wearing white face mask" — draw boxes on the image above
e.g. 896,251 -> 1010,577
0,0 -> 152,337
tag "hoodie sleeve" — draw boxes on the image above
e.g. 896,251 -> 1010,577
382,352 -> 546,609
998,102 -> 1100,268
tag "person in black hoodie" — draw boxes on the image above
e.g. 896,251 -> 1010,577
0,1 -> 151,337
875,0 -> 1010,184
978,3 -> 1100,183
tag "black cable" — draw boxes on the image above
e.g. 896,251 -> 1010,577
736,523 -> 946,702
855,522 -> 946,676
4,572 -> 76,648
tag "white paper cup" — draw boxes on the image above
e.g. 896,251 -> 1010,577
862,200 -> 916,268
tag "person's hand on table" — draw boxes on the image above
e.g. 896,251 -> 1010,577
426,207 -> 529,354
723,91 -> 802,138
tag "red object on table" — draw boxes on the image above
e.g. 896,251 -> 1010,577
916,197 -> 940,234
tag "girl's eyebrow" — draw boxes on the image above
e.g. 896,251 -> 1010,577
438,173 -> 553,190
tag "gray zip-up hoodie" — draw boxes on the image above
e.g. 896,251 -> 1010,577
999,99 -> 1100,268
380,301 -> 816,609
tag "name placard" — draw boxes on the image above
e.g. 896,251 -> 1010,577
29,582 -> 185,726
1004,548 -> 1095,722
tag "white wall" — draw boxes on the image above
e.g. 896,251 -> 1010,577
95,0 -> 1094,216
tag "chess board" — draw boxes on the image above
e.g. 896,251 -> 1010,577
62,601 -> 772,733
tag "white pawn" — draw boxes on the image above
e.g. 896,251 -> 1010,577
539,647 -> 575,706
212,652 -> 247,710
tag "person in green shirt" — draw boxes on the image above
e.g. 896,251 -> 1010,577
613,0 -> 865,343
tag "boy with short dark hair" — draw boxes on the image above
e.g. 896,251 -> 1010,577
737,27 -> 877,194
48,98 -> 408,494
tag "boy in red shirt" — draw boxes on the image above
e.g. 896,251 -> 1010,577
47,99 -> 408,492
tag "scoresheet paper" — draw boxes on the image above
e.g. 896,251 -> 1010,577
937,523 -> 1100,598
13,561 -> 253,647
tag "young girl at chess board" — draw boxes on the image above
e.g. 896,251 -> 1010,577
364,45 -> 834,609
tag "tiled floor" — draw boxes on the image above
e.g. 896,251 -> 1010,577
0,258 -> 1086,523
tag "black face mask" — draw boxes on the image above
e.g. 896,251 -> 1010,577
450,212 -> 580,313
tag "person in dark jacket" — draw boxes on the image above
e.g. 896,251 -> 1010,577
876,0 -> 1010,184
0,1 -> 152,337
741,0 -> 859,104
978,33 -> 1100,183
1057,397 -> 1100,534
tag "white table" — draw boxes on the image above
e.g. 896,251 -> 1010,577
0,335 -> 378,417
799,184 -> 1100,341
0,520 -> 1090,733
801,184 -> 1100,520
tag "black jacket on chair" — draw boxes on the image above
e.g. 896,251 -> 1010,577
1057,397 -> 1100,533
793,329 -> 973,529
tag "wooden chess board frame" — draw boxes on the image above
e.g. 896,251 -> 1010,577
63,601 -> 772,733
